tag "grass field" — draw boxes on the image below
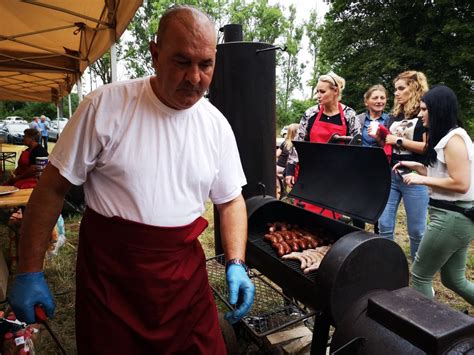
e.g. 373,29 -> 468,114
0,197 -> 472,354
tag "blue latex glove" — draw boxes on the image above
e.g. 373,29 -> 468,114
8,272 -> 55,324
225,264 -> 255,324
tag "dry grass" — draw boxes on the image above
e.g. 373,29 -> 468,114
0,200 -> 472,353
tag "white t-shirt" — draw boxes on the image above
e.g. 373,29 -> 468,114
428,127 -> 474,201
50,77 -> 247,226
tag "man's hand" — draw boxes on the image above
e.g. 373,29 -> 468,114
8,272 -> 55,324
225,264 -> 255,324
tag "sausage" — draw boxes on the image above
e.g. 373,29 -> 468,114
272,232 -> 284,243
302,236 -> 319,248
280,241 -> 292,255
272,242 -> 285,256
288,240 -> 300,252
264,234 -> 277,243
296,238 -> 308,250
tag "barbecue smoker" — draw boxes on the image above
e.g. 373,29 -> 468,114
209,25 -> 474,355
244,142 -> 474,354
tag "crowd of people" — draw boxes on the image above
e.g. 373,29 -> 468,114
29,115 -> 49,151
3,4 -> 471,353
279,70 -> 474,306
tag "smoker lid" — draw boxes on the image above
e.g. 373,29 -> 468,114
289,142 -> 391,223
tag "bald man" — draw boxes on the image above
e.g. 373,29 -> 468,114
9,5 -> 254,354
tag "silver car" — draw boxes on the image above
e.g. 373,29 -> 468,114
48,118 -> 68,141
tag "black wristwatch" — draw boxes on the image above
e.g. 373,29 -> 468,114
226,258 -> 250,274
396,138 -> 403,148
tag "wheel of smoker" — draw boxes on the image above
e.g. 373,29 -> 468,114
317,230 -> 409,326
218,312 -> 239,355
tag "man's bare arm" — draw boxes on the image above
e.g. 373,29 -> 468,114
215,194 -> 247,261
18,164 -> 72,273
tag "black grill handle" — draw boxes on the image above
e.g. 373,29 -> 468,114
257,182 -> 266,197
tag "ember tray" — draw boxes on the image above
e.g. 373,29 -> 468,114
206,254 -> 316,338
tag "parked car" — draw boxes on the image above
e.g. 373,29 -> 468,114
48,118 -> 68,141
0,121 -> 30,144
276,137 -> 284,148
3,116 -> 27,124
280,125 -> 289,138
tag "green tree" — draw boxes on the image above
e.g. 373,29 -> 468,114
276,5 -> 305,126
318,0 -> 473,135
227,0 -> 285,43
123,1 -> 159,79
123,0 -> 230,79
305,10 -> 324,99
277,5 -> 304,119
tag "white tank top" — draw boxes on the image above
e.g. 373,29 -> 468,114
428,127 -> 474,201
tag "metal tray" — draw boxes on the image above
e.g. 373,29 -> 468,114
206,254 -> 316,338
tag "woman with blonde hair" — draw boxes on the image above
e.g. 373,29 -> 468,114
356,84 -> 389,147
370,70 -> 429,259
276,123 -> 299,175
285,72 -> 361,217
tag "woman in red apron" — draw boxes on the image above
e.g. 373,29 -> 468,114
285,72 -> 361,218
4,128 -> 48,189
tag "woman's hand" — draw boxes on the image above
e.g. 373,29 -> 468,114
367,124 -> 380,139
285,175 -> 295,188
385,134 -> 398,145
367,125 -> 384,146
393,161 -> 427,176
402,173 -> 426,186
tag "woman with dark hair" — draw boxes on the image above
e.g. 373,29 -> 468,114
395,85 -> 474,304
372,70 -> 429,259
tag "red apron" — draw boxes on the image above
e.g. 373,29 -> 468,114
76,208 -> 226,355
12,150 -> 37,189
295,103 -> 346,218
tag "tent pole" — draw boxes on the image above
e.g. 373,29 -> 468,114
111,43 -> 117,83
77,78 -> 83,102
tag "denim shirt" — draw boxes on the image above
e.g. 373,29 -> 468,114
38,121 -> 48,137
356,112 -> 389,147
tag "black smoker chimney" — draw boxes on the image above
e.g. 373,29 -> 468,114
210,25 -> 276,256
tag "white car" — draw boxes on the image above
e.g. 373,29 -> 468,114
3,116 -> 27,124
280,125 -> 289,138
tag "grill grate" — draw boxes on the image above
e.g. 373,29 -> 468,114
248,231 -> 318,283
207,254 -> 316,338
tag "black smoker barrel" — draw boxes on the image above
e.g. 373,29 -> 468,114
330,287 -> 474,354
209,36 -> 276,255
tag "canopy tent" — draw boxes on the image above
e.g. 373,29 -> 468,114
0,0 -> 142,103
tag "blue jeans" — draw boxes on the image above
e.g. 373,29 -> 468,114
378,171 -> 429,259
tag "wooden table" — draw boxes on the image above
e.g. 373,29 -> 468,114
0,188 -> 33,208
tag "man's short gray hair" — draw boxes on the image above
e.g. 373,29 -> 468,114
154,5 -> 214,47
